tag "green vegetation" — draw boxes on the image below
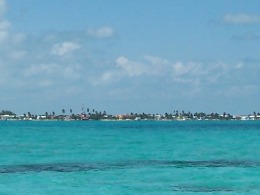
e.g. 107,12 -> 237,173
0,110 -> 16,116
0,109 -> 260,121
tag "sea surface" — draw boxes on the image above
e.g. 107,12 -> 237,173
0,120 -> 260,194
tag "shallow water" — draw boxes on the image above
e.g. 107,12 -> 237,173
0,120 -> 260,194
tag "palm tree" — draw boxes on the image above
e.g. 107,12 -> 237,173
62,109 -> 65,115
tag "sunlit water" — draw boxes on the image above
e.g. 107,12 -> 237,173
0,120 -> 260,194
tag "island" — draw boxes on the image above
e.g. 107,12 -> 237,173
0,109 -> 260,121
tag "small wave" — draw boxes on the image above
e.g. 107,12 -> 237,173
172,185 -> 235,192
162,160 -> 260,168
0,159 -> 259,174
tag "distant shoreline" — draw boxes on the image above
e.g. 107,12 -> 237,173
1,110 -> 260,121
1,118 -> 260,122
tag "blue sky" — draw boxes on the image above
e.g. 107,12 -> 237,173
1,0 -> 260,115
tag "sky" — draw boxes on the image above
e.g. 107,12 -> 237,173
0,0 -> 260,115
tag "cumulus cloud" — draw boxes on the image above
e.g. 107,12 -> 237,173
114,56 -> 226,84
223,13 -> 260,24
115,56 -> 170,77
171,61 -> 216,85
144,55 -> 169,66
94,56 -> 159,85
87,26 -> 115,38
172,61 -> 195,76
116,56 -> 151,77
51,42 -> 80,56
94,56 -> 237,89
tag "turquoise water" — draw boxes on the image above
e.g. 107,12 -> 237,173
0,121 -> 260,194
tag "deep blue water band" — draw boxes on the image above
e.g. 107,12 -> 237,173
1,159 -> 259,174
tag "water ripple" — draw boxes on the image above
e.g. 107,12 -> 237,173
172,185 -> 235,192
0,160 -> 259,174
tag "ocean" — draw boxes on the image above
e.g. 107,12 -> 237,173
0,120 -> 260,194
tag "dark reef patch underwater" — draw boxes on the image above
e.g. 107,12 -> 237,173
1,159 -> 260,174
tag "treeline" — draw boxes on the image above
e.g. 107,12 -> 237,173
0,110 -> 16,115
1,109 -> 260,121
114,112 -> 236,120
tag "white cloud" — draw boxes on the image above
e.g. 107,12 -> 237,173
172,61 -> 195,76
0,20 -> 9,42
144,55 -> 169,66
143,55 -> 170,75
51,42 -> 80,56
115,56 -> 170,77
0,6 -> 25,46
100,71 -> 117,82
93,56 -> 157,85
116,56 -> 145,76
223,13 -> 260,24
116,56 -> 158,77
0,0 -> 7,18
93,56 -> 236,89
93,70 -> 121,85
87,27 -> 115,38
